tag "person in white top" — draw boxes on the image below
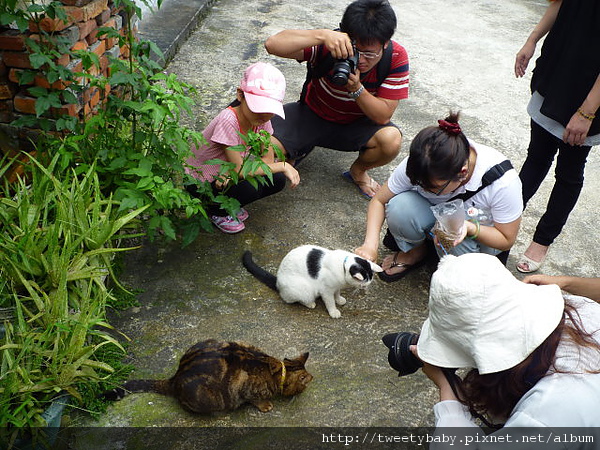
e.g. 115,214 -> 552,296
355,112 -> 522,282
408,253 -> 600,448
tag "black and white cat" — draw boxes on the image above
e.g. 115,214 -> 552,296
242,245 -> 382,318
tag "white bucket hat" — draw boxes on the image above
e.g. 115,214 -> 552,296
417,253 -> 564,374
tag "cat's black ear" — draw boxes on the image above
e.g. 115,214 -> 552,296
298,352 -> 309,364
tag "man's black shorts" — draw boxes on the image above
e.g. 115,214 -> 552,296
271,102 -> 400,160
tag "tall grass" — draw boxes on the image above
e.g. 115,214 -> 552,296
0,154 -> 147,447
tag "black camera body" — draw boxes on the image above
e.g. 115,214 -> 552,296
382,332 -> 423,377
330,51 -> 359,86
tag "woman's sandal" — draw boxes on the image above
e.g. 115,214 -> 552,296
378,252 -> 426,283
516,254 -> 545,273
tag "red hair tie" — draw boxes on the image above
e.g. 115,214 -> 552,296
438,119 -> 462,136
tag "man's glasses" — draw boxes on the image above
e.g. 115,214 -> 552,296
357,47 -> 383,60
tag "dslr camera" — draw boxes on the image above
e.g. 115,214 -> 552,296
330,49 -> 359,86
382,332 -> 423,376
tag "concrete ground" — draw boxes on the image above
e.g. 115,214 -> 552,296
70,0 -> 600,445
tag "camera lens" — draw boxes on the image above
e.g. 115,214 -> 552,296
330,60 -> 352,85
330,53 -> 359,86
382,332 -> 423,377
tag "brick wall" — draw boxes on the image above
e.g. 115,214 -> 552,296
0,0 -> 136,175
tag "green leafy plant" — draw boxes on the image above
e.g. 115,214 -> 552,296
204,129 -> 286,218
1,0 -> 285,246
0,154 -> 147,447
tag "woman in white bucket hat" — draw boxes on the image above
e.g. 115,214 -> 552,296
413,253 -> 600,440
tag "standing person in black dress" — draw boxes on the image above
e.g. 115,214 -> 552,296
514,0 -> 600,273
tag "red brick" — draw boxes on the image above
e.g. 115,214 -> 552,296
89,40 -> 106,58
13,93 -> 37,115
71,40 -> 89,52
0,30 -> 28,51
82,86 -> 96,103
81,0 -> 109,22
88,87 -> 100,107
51,102 -> 81,118
96,8 -> 111,26
33,75 -> 68,90
0,82 -> 17,100
8,68 -> 19,83
8,68 -> 34,85
29,16 -> 73,33
66,58 -> 83,74
78,19 -> 97,41
99,54 -> 109,73
105,35 -> 118,49
85,27 -> 99,45
60,0 -> 95,6
56,53 -> 70,67
99,17 -> 117,42
87,64 -> 100,77
64,6 -> 85,24
103,17 -> 117,30
2,51 -> 32,69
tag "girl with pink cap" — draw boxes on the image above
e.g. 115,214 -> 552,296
186,62 -> 300,234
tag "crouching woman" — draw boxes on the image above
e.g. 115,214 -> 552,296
413,253 -> 600,447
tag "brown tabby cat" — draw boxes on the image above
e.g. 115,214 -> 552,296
105,339 -> 313,413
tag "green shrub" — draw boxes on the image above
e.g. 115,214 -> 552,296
0,154 -> 147,446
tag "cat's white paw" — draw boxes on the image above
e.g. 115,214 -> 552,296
306,302 -> 316,309
336,296 -> 346,305
328,309 -> 341,319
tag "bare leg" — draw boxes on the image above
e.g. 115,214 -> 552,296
349,126 -> 402,197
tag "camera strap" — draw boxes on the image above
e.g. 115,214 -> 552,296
299,39 -> 393,103
448,159 -> 513,203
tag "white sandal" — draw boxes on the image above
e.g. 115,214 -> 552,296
516,254 -> 544,273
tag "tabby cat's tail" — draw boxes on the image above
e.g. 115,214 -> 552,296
102,379 -> 173,401
242,251 -> 278,291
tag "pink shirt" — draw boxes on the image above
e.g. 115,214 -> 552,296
186,106 -> 274,182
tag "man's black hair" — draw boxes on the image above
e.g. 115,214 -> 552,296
339,0 -> 397,45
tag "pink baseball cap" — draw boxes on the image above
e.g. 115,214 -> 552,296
240,62 -> 286,119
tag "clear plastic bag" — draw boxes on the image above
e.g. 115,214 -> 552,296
430,199 -> 465,251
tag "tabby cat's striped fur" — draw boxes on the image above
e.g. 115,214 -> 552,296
105,339 -> 312,414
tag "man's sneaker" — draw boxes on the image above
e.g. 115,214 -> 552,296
210,215 -> 245,234
236,208 -> 249,222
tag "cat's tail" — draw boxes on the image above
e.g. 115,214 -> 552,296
102,379 -> 173,401
242,250 -> 278,291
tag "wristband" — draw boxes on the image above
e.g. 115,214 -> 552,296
468,220 -> 480,240
348,85 -> 364,100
